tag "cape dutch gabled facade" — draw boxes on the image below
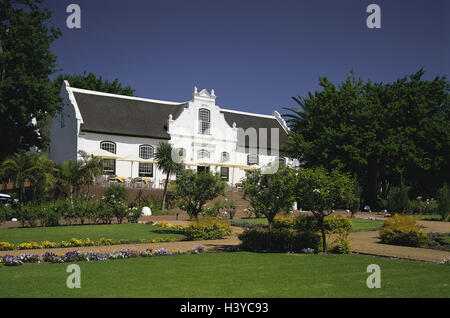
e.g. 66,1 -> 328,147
48,81 -> 293,187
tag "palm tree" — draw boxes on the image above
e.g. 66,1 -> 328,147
155,142 -> 183,210
78,151 -> 103,200
0,152 -> 56,202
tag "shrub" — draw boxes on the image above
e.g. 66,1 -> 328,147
127,206 -> 141,223
182,218 -> 232,240
387,183 -> 410,214
329,237 -> 351,254
294,215 -> 353,235
238,228 -> 322,253
103,184 -> 129,204
15,203 -> 39,227
437,183 -> 450,221
273,215 -> 295,229
409,198 -> 439,215
379,214 -> 427,247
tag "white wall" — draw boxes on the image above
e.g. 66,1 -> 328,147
48,83 -> 79,163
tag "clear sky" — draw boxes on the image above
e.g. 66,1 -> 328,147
44,0 -> 449,115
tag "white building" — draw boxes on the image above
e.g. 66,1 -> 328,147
48,81 -> 292,187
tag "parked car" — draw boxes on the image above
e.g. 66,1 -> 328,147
0,193 -> 14,204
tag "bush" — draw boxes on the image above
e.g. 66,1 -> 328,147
437,183 -> 450,221
14,203 -> 39,227
293,215 -> 353,235
408,198 -> 439,215
238,228 -> 322,253
387,183 -> 410,214
272,215 -> 295,229
329,237 -> 351,254
379,214 -> 427,247
182,219 -> 232,240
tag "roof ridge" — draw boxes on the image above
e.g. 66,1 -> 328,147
220,108 -> 276,119
70,87 -> 185,106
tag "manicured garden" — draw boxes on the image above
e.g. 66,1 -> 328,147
0,252 -> 448,298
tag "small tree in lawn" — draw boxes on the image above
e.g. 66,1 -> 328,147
155,142 -> 183,211
242,165 -> 297,229
175,169 -> 226,221
295,167 -> 357,253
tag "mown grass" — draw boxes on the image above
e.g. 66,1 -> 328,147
0,252 -> 448,298
0,223 -> 185,245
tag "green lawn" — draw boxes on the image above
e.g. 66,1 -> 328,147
410,214 -> 448,222
0,223 -> 185,245
0,252 -> 448,297
231,217 -> 382,231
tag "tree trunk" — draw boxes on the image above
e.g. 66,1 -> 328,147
161,170 -> 170,210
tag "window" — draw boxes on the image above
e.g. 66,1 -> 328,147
139,163 -> 153,177
102,159 -> 116,175
100,141 -> 116,154
220,167 -> 229,181
178,148 -> 186,159
139,144 -> 154,159
221,152 -> 230,162
198,108 -> 210,134
247,154 -> 259,166
100,141 -> 116,175
197,149 -> 210,159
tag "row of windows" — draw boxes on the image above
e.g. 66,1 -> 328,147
100,141 -> 271,176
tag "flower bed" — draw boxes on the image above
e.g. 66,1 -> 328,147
0,236 -> 180,251
0,246 -> 206,267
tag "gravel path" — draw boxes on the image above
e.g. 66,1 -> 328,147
349,219 -> 450,263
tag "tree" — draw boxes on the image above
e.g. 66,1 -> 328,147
53,71 -> 135,96
155,142 -> 183,210
0,0 -> 62,161
295,168 -> 357,253
242,165 -> 297,228
437,183 -> 450,221
175,169 -> 226,221
283,69 -> 449,208
1,152 -> 56,202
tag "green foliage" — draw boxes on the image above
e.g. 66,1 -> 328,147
283,69 -> 450,208
379,229 -> 427,247
238,228 -> 322,253
53,71 -> 135,96
243,165 -> 297,227
379,214 -> 427,247
0,0 -> 62,160
408,198 -> 439,215
437,183 -> 450,221
175,169 -> 226,221
387,182 -> 410,214
155,142 -> 183,210
329,237 -> 351,254
182,219 -> 232,240
103,184 -> 129,204
295,167 -> 357,252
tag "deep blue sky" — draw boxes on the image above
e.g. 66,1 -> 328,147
44,0 -> 449,115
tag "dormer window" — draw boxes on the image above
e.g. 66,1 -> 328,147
198,108 -> 210,134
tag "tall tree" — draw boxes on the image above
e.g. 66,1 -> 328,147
284,70 -> 449,208
0,0 -> 62,161
53,72 -> 135,96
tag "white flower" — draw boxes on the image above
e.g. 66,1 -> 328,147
313,189 -> 320,193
